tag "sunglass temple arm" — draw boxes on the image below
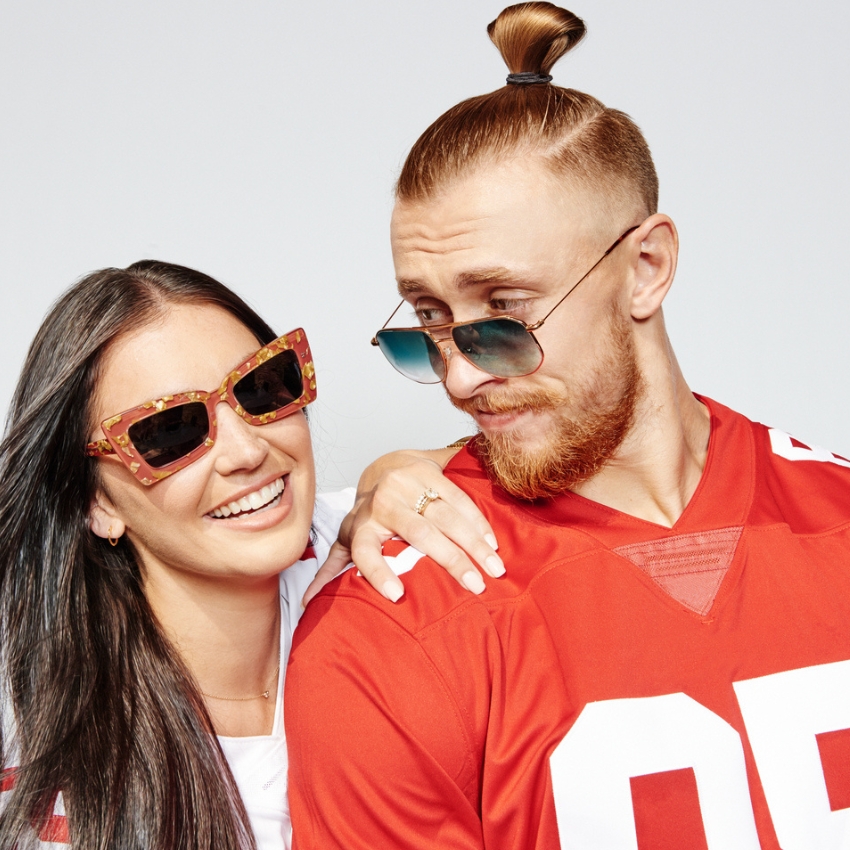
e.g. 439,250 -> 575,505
525,225 -> 640,331
371,298 -> 407,345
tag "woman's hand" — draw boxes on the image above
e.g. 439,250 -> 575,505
302,447 -> 504,606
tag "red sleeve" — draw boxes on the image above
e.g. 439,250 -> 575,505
285,572 -> 496,849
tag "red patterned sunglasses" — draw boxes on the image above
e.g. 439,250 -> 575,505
86,328 -> 316,486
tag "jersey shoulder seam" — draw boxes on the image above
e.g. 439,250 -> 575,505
300,593 -> 483,791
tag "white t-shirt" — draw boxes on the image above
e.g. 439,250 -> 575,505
217,489 -> 355,850
1,489 -> 356,850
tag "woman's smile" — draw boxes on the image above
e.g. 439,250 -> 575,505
205,473 -> 295,532
207,474 -> 286,519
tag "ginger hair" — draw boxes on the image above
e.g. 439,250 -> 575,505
396,2 -> 658,221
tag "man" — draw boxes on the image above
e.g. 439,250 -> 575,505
286,3 -> 850,847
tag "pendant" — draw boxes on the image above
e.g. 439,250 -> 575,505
262,690 -> 270,699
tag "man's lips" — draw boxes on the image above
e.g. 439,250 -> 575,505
473,408 -> 528,429
450,387 -> 564,432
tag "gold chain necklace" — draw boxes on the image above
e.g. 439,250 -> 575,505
200,611 -> 282,702
200,657 -> 280,702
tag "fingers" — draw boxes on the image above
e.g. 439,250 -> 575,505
360,468 -> 503,574
314,492 -> 505,607
347,494 -> 504,599
428,477 -> 499,550
301,541 -> 353,608
380,475 -> 505,581
339,449 -> 507,603
417,478 -> 503,575
393,516 -> 490,594
348,526 -> 405,603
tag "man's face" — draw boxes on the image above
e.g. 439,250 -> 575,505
390,158 -> 642,498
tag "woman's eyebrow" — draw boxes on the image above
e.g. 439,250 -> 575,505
145,344 -> 261,400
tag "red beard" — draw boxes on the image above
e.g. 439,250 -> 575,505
449,312 -> 641,500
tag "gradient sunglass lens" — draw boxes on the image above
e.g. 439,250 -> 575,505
378,319 -> 542,382
234,349 -> 303,415
375,330 -> 446,384
452,318 -> 542,378
128,402 -> 210,469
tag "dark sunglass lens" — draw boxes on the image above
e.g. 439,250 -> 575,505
128,402 -> 209,469
375,330 -> 445,384
452,319 -> 541,377
234,349 -> 304,416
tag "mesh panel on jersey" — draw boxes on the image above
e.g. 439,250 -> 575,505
613,526 -> 743,616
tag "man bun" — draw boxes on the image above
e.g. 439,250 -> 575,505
397,3 -> 658,219
487,2 -> 586,78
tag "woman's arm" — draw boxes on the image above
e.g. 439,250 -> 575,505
302,447 -> 504,606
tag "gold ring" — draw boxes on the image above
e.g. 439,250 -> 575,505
414,488 -> 440,516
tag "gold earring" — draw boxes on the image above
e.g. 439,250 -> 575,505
107,526 -> 119,547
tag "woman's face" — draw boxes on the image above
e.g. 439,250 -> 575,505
89,303 -> 316,589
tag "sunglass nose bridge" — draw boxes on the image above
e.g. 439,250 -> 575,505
425,328 -> 455,365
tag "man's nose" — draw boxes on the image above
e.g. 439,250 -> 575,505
441,343 -> 498,399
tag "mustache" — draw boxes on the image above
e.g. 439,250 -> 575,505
448,387 -> 565,418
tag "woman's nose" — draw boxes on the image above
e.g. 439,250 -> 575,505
211,403 -> 269,475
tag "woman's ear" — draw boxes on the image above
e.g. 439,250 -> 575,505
89,491 -> 125,543
628,214 -> 678,320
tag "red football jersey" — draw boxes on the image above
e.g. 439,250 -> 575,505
286,398 -> 850,849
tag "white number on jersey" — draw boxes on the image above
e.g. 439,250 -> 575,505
549,661 -> 850,848
550,693 -> 760,849
735,660 -> 850,849
769,429 -> 850,469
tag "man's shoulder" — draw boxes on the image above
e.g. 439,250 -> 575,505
303,542 -> 493,639
712,398 -> 850,533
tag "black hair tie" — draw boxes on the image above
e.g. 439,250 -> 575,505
506,72 -> 553,85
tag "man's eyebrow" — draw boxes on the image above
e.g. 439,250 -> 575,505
397,268 -> 523,297
396,278 -> 426,297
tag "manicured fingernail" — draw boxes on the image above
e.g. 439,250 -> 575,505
383,580 -> 404,603
485,534 -> 499,551
462,570 -> 486,594
485,555 -> 505,577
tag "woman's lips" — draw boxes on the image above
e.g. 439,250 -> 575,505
205,474 -> 295,531
208,476 -> 285,518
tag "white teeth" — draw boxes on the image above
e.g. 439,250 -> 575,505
209,477 -> 285,519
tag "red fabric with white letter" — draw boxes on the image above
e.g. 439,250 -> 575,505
287,397 -> 850,849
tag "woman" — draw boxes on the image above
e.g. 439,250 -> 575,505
0,260 -> 490,849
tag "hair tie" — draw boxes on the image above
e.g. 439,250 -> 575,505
506,72 -> 553,85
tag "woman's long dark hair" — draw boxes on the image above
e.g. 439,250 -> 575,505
0,261 -> 277,849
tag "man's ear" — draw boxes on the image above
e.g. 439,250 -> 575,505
89,490 -> 125,542
628,214 -> 678,320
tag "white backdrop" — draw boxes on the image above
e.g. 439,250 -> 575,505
1,0 -> 848,490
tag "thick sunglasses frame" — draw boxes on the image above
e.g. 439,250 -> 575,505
86,328 -> 316,486
372,225 -> 639,384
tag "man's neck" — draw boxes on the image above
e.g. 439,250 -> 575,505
571,352 -> 711,528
